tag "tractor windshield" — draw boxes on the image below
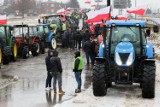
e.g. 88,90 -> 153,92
0,27 -> 5,38
13,27 -> 28,37
29,27 -> 38,36
110,26 -> 141,54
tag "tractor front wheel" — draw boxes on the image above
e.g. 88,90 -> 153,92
93,63 -> 107,96
50,37 -> 57,50
12,42 -> 18,61
142,61 -> 155,98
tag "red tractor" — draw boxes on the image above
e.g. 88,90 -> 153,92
12,24 -> 42,58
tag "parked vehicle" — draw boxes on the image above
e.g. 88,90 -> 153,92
0,25 -> 18,65
93,20 -> 157,98
13,24 -> 42,58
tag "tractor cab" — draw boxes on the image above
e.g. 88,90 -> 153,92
93,20 -> 156,98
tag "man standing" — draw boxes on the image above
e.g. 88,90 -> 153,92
50,50 -> 65,94
45,49 -> 53,90
72,51 -> 83,93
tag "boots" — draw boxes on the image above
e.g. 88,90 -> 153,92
59,89 -> 65,94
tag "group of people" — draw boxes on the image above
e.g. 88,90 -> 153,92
45,21 -> 104,94
45,49 -> 83,94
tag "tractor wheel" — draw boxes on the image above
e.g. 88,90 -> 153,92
50,37 -> 57,50
93,63 -> 107,96
142,62 -> 155,98
32,41 -> 40,56
41,42 -> 45,54
0,48 -> 2,68
22,46 -> 29,59
11,41 -> 18,61
2,46 -> 11,65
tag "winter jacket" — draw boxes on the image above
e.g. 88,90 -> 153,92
45,56 -> 52,72
49,56 -> 62,73
72,56 -> 83,72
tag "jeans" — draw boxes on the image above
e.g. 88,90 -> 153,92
85,51 -> 93,65
46,71 -> 52,88
51,72 -> 62,90
74,71 -> 82,90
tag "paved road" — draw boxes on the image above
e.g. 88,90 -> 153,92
0,48 -> 92,107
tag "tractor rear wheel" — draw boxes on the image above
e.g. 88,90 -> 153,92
0,48 -> 2,68
93,63 -> 107,96
50,37 -> 57,49
142,62 -> 155,98
12,41 -> 18,61
32,41 -> 40,56
3,46 -> 11,65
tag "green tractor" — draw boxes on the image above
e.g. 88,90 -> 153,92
0,25 -> 18,65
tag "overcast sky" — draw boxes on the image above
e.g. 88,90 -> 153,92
0,0 -> 159,10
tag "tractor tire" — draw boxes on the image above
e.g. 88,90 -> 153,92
142,62 -> 155,98
50,37 -> 57,50
31,41 -> 40,56
2,46 -> 11,65
41,42 -> 45,54
93,63 -> 107,96
0,48 -> 2,68
11,40 -> 18,61
22,46 -> 29,59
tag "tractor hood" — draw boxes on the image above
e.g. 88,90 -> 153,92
114,42 -> 135,66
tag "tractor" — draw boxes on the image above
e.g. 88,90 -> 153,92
0,25 -> 18,65
12,24 -> 42,58
93,20 -> 157,98
43,14 -> 77,49
37,24 -> 50,53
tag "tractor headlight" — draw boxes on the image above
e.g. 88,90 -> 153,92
115,52 -> 122,66
126,53 -> 133,66
102,43 -> 105,48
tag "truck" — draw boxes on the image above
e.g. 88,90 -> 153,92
93,20 -> 157,98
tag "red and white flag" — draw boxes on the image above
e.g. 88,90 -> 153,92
57,8 -> 66,15
126,7 -> 147,16
86,6 -> 111,23
85,0 -> 91,4
0,15 -> 7,24
117,15 -> 128,20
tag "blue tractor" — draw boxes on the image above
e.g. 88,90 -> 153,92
93,20 -> 157,98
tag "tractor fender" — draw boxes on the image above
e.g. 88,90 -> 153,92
48,32 -> 54,42
8,36 -> 15,47
145,41 -> 154,59
32,36 -> 41,44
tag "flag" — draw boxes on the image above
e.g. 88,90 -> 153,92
91,4 -> 96,7
0,15 -> 7,24
126,7 -> 146,16
117,15 -> 128,20
86,6 -> 111,23
56,8 -> 66,15
85,1 -> 91,4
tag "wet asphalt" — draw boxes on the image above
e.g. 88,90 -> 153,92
0,48 -> 93,107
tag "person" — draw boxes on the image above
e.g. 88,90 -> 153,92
75,30 -> 82,50
83,39 -> 92,65
72,51 -> 83,93
90,36 -> 97,65
82,29 -> 91,48
45,49 -> 53,91
50,50 -> 65,94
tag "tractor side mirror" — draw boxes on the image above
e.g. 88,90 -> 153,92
146,29 -> 151,37
153,25 -> 159,33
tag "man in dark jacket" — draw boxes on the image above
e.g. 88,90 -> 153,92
50,50 -> 65,94
45,49 -> 54,91
75,30 -> 82,50
72,51 -> 83,93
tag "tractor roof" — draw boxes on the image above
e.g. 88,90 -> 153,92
36,24 -> 50,26
106,20 -> 147,26
13,25 -> 28,27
